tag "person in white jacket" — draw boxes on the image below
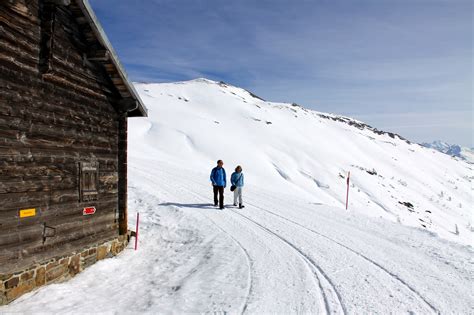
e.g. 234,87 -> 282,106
230,165 -> 245,209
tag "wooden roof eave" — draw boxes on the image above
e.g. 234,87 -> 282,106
76,0 -> 148,118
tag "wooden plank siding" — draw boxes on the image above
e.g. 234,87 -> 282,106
0,0 -> 128,274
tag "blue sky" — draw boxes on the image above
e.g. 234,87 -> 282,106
89,0 -> 473,146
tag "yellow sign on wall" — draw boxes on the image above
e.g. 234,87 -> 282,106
19,208 -> 36,218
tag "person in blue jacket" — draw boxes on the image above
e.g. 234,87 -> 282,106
210,159 -> 226,209
231,165 -> 245,209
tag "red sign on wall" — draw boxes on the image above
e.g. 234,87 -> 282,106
83,207 -> 96,215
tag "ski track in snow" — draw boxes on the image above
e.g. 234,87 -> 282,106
149,166 -> 345,314
171,183 -> 341,314
228,209 -> 346,315
239,200 -> 438,313
143,164 -> 438,314
189,203 -> 254,315
141,166 -> 328,314
130,162 -> 466,314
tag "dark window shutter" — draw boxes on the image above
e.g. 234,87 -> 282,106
79,162 -> 99,202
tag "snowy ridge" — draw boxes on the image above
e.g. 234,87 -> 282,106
131,78 -> 472,245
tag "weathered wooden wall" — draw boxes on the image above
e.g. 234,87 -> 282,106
0,0 -> 126,274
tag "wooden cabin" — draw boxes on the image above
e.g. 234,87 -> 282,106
0,0 -> 147,304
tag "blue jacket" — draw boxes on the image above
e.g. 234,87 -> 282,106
231,172 -> 244,187
210,167 -> 226,187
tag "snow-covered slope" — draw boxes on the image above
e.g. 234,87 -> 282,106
422,140 -> 474,164
131,78 -> 472,245
3,78 -> 472,314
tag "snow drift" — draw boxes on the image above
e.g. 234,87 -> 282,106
130,78 -> 472,245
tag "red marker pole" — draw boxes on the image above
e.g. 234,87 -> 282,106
345,172 -> 350,210
134,213 -> 140,251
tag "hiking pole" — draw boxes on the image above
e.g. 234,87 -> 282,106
345,172 -> 350,210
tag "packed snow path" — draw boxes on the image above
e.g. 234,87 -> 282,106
4,158 -> 472,314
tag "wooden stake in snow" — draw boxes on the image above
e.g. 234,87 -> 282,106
135,213 -> 140,250
346,171 -> 351,210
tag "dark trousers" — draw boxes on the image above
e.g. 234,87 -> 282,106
213,185 -> 224,208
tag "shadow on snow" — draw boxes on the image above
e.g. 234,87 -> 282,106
159,202 -> 219,210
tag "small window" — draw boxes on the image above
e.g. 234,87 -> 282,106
79,162 -> 99,202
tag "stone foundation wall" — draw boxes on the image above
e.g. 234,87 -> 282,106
0,234 -> 130,305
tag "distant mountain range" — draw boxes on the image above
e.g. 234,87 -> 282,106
421,140 -> 474,163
